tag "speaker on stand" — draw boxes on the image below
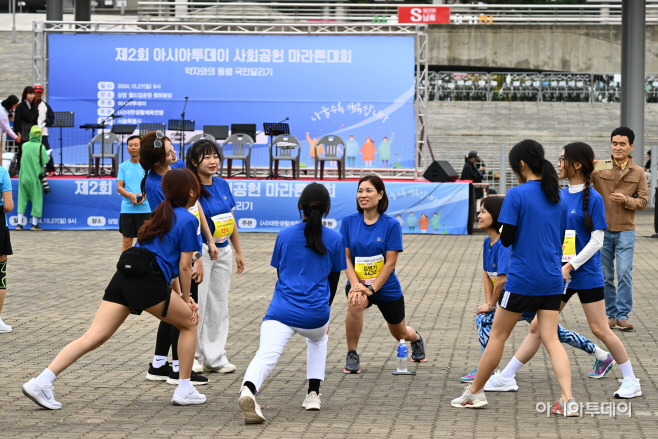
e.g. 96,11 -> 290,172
423,160 -> 459,183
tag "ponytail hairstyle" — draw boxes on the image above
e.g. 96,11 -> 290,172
509,139 -> 560,204
186,138 -> 220,199
298,183 -> 331,256
480,195 -> 505,231
137,168 -> 200,245
563,142 -> 595,231
139,131 -> 171,195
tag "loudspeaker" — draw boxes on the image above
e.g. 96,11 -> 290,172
423,160 -> 459,183
231,124 -> 257,141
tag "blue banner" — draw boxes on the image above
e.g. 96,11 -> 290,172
8,179 -> 469,235
48,34 -> 416,169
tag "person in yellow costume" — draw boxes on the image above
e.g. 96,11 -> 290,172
16,125 -> 49,231
307,133 -> 325,168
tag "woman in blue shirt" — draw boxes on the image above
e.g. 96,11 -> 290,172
340,175 -> 426,374
186,139 -> 245,374
238,183 -> 346,424
490,142 -> 641,400
22,169 -> 207,409
139,131 -> 217,385
452,140 -> 577,415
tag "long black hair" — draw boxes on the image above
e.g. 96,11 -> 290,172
509,139 -> 560,204
186,138 -> 220,198
563,142 -> 595,231
139,131 -> 171,195
299,183 -> 331,255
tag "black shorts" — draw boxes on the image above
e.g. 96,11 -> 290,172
345,284 -> 405,325
563,286 -> 604,304
498,291 -> 562,313
119,213 -> 151,238
103,268 -> 170,315
0,214 -> 12,256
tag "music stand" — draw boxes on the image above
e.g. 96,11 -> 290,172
111,124 -> 137,163
139,123 -> 166,137
168,119 -> 195,158
263,122 -> 290,180
203,125 -> 229,142
53,112 -> 74,176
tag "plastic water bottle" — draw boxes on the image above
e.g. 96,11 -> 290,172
396,339 -> 408,373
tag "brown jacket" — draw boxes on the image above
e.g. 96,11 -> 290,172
591,156 -> 648,231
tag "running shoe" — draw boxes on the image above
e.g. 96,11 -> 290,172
239,386 -> 266,424
344,350 -> 361,374
167,370 -> 209,385
302,391 -> 321,411
451,386 -> 488,408
145,362 -> 171,381
552,398 -> 580,417
410,331 -> 426,362
15,225 -> 23,231
589,354 -> 615,379
22,379 -> 62,410
484,371 -> 518,392
461,367 -> 478,383
171,386 -> 206,406
614,377 -> 642,399
192,359 -> 204,374
0,318 -> 12,333
31,224 -> 43,231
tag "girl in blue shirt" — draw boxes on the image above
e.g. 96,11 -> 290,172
238,183 -> 346,424
452,139 -> 577,415
186,139 -> 245,374
491,142 -> 641,400
23,169 -> 207,409
139,131 -> 217,385
340,175 -> 426,374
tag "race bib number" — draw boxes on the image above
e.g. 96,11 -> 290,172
354,255 -> 385,286
562,230 -> 576,262
188,203 -> 201,235
211,212 -> 235,244
487,271 -> 497,285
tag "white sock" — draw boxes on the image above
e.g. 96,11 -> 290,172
172,360 -> 179,373
17,213 -> 24,224
593,346 -> 609,361
152,356 -> 167,368
32,216 -> 39,226
500,357 -> 524,380
34,368 -> 56,387
177,378 -> 191,392
617,360 -> 636,379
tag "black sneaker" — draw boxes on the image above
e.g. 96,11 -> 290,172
15,224 -> 23,231
145,362 -> 171,381
344,350 -> 361,374
167,370 -> 209,385
410,331 -> 427,362
31,224 -> 43,231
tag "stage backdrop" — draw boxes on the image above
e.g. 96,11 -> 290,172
7,180 -> 469,235
48,34 -> 416,169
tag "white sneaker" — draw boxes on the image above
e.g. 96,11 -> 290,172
217,363 -> 237,374
239,386 -> 265,424
0,318 -> 12,333
614,377 -> 642,399
22,379 -> 62,410
171,386 -> 206,406
192,359 -> 204,374
302,391 -> 321,411
484,371 -> 518,392
451,386 -> 488,408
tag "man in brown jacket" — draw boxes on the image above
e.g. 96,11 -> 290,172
591,127 -> 648,331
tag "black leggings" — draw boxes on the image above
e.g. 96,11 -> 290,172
154,277 -> 199,361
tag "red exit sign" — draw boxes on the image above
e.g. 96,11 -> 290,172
398,6 -> 450,24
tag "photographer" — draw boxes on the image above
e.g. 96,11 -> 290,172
16,126 -> 50,231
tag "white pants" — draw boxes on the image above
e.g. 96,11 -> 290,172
242,319 -> 329,393
196,243 -> 232,369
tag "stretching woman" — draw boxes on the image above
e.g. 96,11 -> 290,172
238,183 -> 346,424
462,196 -> 609,386
341,175 -> 425,374
186,139 -> 245,373
22,169 -> 206,408
451,140 -> 577,416
489,142 -> 641,400
140,131 -> 217,385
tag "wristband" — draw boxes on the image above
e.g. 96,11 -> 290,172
367,284 -> 376,295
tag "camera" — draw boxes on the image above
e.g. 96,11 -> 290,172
38,172 -> 51,194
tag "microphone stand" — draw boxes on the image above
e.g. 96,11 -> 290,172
178,97 -> 189,158
96,98 -> 132,178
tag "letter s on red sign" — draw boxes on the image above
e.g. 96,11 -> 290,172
411,8 -> 422,22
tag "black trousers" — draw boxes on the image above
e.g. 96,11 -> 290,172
42,135 -> 56,173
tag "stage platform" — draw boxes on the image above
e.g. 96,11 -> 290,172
7,176 -> 470,234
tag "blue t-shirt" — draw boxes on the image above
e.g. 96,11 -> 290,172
340,212 -> 404,301
144,160 -> 186,212
117,160 -> 151,214
198,177 -> 237,248
136,206 -> 200,283
562,187 -> 607,289
482,236 -> 510,281
498,181 -> 567,296
0,167 -> 11,226
264,223 -> 347,329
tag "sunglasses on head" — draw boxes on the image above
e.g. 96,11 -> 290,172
154,130 -> 165,148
